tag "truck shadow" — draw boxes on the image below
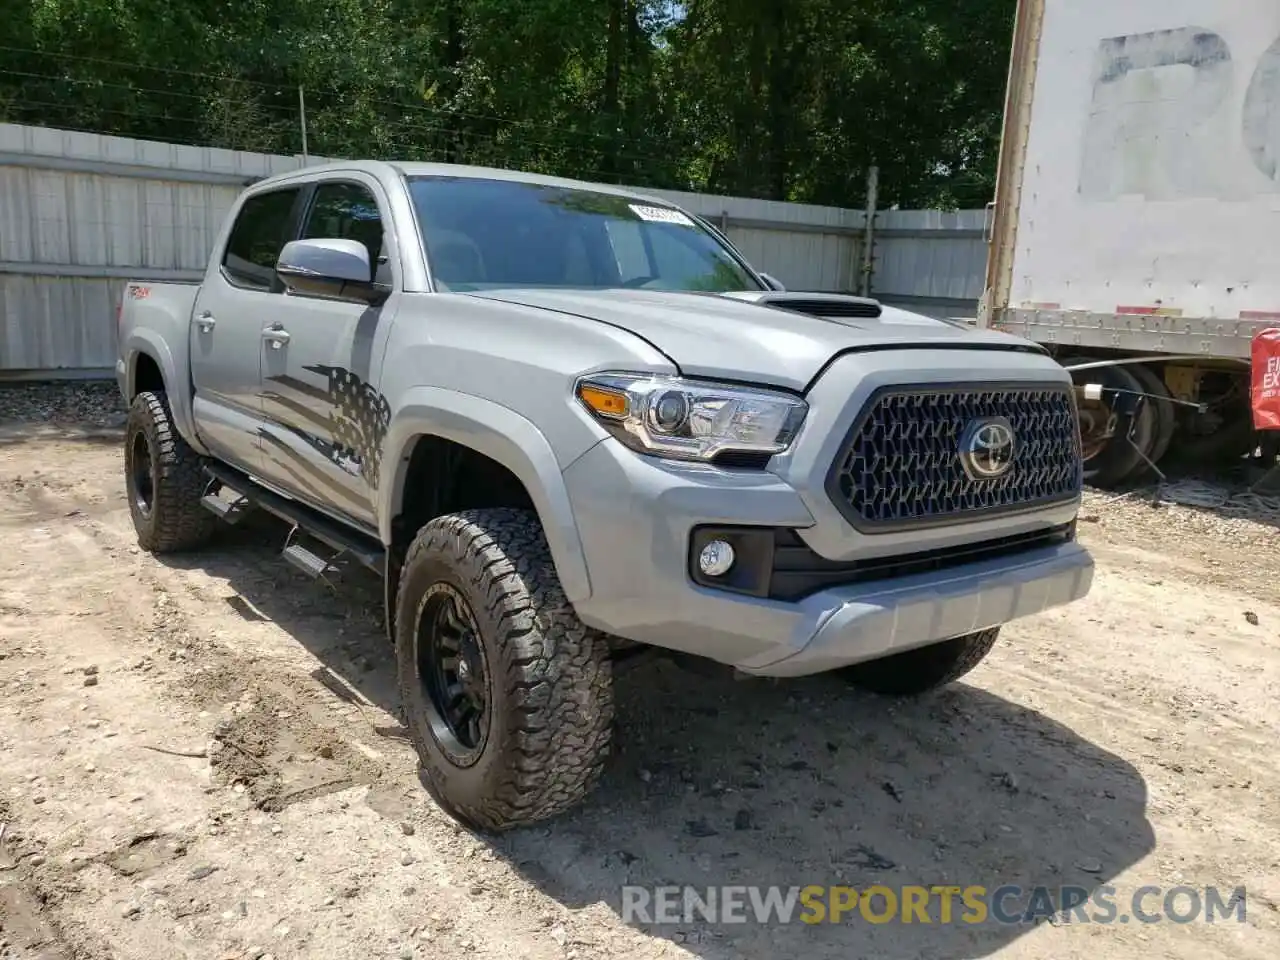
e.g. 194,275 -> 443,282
158,515 -> 1155,960
493,663 -> 1156,959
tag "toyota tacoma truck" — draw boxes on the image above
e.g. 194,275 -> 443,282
115,160 -> 1094,831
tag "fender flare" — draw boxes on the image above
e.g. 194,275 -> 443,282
378,387 -> 593,604
124,330 -> 209,456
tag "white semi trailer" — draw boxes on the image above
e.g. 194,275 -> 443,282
979,0 -> 1280,485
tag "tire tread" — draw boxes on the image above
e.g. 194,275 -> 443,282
396,507 -> 613,831
842,627 -> 1001,696
127,391 -> 215,552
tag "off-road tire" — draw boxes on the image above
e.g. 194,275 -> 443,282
124,390 -> 216,553
840,627 -> 1001,696
395,507 -> 614,832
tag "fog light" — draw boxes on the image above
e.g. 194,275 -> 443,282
698,539 -> 735,577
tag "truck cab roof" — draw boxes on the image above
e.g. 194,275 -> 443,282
249,158 -> 675,208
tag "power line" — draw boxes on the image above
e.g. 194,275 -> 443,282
0,44 -> 286,92
0,90 -> 689,187
0,77 -> 688,176
1,44 -> 683,163
0,68 -> 298,114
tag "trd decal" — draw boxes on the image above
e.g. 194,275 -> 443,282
263,365 -> 390,489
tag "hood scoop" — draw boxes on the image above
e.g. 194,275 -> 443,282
725,291 -> 884,320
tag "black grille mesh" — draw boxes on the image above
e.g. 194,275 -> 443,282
830,386 -> 1082,528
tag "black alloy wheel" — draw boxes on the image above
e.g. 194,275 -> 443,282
129,428 -> 156,518
415,582 -> 492,766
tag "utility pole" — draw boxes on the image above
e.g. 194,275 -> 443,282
860,164 -> 879,297
298,86 -> 309,164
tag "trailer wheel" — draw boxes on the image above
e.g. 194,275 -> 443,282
1128,364 -> 1176,467
1063,358 -> 1157,487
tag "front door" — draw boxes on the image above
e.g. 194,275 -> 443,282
189,185 -> 306,476
257,177 -> 400,532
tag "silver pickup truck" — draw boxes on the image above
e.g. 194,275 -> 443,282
116,161 -> 1094,831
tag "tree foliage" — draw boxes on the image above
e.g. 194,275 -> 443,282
0,0 -> 1014,208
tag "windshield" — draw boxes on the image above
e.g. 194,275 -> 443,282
407,176 -> 762,293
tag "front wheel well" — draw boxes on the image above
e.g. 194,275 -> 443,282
384,436 -> 539,644
391,435 -> 536,552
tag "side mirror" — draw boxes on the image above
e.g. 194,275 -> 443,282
276,238 -> 388,305
759,272 -> 785,292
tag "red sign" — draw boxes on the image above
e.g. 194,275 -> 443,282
1250,327 -> 1280,430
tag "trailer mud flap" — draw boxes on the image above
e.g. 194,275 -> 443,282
1250,328 -> 1280,430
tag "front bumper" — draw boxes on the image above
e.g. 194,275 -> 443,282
563,435 -> 1093,678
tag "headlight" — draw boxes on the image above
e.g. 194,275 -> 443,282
575,372 -> 807,463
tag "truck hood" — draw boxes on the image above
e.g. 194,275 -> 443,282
469,288 -> 1040,391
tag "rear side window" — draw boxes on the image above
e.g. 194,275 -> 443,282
221,188 -> 301,291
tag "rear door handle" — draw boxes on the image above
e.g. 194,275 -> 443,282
196,311 -> 216,333
262,326 -> 291,349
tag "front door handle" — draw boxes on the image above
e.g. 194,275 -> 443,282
196,311 -> 216,333
262,326 -> 291,349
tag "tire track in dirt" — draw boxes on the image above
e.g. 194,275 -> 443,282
0,454 -> 606,959
69,506 -> 393,814
4,429 -> 1280,958
0,798 -> 85,960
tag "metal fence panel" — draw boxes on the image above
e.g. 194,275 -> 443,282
0,123 -> 991,374
872,209 -> 988,319
0,275 -> 121,371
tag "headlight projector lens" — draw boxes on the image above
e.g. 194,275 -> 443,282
652,390 -> 690,432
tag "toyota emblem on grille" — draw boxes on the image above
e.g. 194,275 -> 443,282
959,417 -> 1016,480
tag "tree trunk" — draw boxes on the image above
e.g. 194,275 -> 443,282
766,0 -> 791,200
601,0 -> 624,178
442,0 -> 463,163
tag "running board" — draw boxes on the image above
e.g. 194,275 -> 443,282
203,462 -> 385,572
201,491 -> 250,524
282,542 -> 336,579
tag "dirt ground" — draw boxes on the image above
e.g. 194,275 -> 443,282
1,391 -> 1278,959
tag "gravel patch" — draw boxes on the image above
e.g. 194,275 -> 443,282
0,381 -> 126,427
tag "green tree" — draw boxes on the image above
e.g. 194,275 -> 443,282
0,0 -> 1015,207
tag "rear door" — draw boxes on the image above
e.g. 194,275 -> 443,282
256,176 -> 400,531
190,186 -> 305,474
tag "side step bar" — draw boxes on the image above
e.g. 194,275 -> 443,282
282,542 -> 336,578
203,462 -> 385,573
201,490 -> 250,524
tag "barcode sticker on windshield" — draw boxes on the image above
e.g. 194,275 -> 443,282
629,203 -> 694,226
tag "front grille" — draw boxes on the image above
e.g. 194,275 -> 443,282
687,522 -> 1077,601
827,384 -> 1082,530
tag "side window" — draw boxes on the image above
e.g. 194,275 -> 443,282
221,188 -> 301,291
302,182 -> 389,284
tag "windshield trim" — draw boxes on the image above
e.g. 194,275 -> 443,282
403,174 -> 767,294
